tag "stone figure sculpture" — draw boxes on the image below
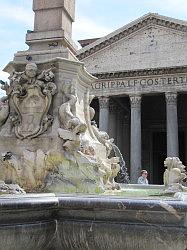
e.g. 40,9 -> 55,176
89,96 -> 129,183
0,61 -> 120,193
54,79 -> 120,192
163,157 -> 187,193
58,80 -> 87,151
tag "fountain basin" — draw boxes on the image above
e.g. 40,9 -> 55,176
0,190 -> 186,250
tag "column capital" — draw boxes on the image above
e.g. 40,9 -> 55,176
165,92 -> 177,105
98,96 -> 109,109
129,94 -> 142,108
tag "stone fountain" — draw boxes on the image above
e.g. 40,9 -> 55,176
0,1 -> 186,249
0,0 -> 121,194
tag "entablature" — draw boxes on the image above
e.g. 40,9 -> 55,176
91,66 -> 187,96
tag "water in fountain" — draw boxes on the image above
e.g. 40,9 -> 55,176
110,143 -> 130,183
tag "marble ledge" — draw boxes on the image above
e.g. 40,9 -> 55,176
0,193 -> 185,250
0,193 -> 185,226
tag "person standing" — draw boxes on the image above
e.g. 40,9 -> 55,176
137,170 -> 149,185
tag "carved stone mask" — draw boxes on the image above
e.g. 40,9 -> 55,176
25,63 -> 38,78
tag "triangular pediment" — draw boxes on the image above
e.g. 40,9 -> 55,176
77,13 -> 187,62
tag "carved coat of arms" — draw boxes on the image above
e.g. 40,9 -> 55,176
7,63 -> 57,139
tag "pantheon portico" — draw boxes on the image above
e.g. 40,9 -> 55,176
77,13 -> 187,183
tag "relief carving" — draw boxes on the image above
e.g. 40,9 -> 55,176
6,63 -> 57,139
0,150 -> 56,192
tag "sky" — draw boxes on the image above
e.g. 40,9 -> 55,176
1,0 -> 187,96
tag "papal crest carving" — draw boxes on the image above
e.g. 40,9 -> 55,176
8,63 -> 57,139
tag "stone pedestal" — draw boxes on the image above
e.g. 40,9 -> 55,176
165,92 -> 179,157
130,95 -> 142,183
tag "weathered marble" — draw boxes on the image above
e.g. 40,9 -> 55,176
0,59 -> 121,193
0,194 -> 186,250
164,157 -> 187,193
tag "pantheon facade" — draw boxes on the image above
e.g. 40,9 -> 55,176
77,13 -> 187,184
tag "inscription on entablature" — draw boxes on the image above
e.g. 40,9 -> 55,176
91,74 -> 187,95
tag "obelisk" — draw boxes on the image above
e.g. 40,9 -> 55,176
12,0 -> 77,64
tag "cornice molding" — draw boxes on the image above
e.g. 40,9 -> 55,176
93,66 -> 187,80
77,14 -> 187,60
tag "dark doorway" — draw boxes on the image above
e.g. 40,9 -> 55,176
90,98 -> 99,125
152,132 -> 167,184
152,131 -> 185,184
179,131 -> 185,165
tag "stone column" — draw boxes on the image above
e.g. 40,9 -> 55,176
165,92 -> 179,157
130,94 -> 142,183
98,97 -> 109,133
109,100 -> 118,141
